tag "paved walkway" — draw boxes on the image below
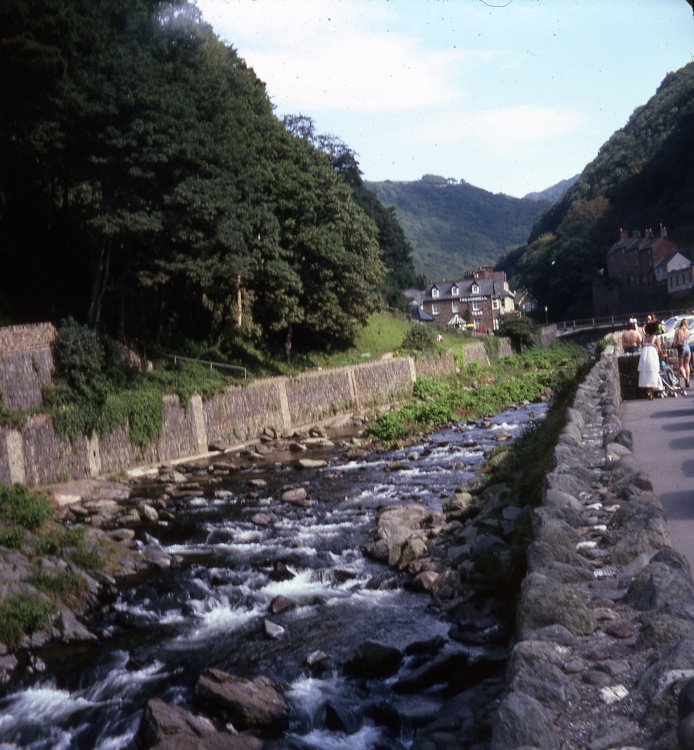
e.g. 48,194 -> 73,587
622,392 -> 694,573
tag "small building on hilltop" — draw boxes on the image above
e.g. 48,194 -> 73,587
419,267 -> 515,333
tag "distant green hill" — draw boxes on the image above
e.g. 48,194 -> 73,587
365,176 -> 551,280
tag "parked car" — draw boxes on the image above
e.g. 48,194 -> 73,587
661,315 -> 694,347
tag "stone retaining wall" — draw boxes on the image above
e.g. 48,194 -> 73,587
0,321 -> 517,486
0,324 -> 56,411
0,350 -> 458,485
492,341 -> 694,749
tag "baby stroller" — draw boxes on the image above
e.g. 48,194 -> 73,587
659,358 -> 686,397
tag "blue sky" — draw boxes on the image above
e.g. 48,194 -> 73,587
195,0 -> 694,198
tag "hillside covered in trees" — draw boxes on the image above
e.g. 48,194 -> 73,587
0,0 -> 416,360
498,62 -> 694,321
366,176 -> 551,281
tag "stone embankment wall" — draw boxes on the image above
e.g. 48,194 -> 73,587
0,323 -> 55,411
492,342 -> 694,750
0,324 -> 499,486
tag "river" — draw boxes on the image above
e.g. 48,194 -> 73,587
0,402 -> 548,750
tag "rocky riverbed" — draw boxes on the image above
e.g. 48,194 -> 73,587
0,406 -> 550,749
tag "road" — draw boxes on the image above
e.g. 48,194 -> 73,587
622,392 -> 694,573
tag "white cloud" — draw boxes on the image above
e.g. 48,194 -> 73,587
415,105 -> 584,149
196,0 -> 484,113
247,36 -> 471,112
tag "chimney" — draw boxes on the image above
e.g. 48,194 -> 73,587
660,224 -> 667,238
620,228 -> 628,240
645,229 -> 653,239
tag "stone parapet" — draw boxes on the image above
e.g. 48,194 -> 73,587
492,342 -> 694,749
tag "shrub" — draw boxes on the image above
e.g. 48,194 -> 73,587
52,318 -> 108,396
0,593 -> 54,648
413,377 -> 450,400
29,567 -> 86,603
482,335 -> 501,363
0,393 -> 28,431
498,317 -> 540,351
0,526 -> 25,550
0,484 -> 54,530
402,325 -> 436,352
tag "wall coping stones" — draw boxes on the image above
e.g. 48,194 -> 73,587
492,339 -> 694,750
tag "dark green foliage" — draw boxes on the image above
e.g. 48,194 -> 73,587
485,352 -> 593,507
402,325 -> 436,352
0,593 -> 54,648
351,187 -> 417,306
0,483 -> 54,530
366,178 -> 550,280
46,319 -> 237,448
482,335 -> 501,363
33,526 -> 99,569
33,526 -> 83,556
0,526 -> 26,550
0,0 -> 386,358
52,318 -> 107,395
0,394 -> 28,431
498,317 -> 540,351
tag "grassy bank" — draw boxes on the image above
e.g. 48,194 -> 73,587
365,342 -> 589,444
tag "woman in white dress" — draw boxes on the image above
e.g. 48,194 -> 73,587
638,321 -> 663,399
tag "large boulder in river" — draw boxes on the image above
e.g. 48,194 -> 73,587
136,697 -> 264,749
195,669 -> 288,734
370,504 -> 430,568
343,640 -> 403,679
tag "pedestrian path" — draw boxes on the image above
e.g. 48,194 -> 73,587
622,393 -> 694,573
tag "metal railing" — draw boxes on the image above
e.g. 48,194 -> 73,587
166,353 -> 247,379
555,309 -> 687,337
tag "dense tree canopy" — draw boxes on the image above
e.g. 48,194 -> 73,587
0,0 -> 406,357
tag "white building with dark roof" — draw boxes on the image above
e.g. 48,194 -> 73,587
420,267 -> 515,333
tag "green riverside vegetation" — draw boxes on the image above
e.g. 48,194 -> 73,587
365,342 -> 589,444
37,314 -> 484,448
0,483 -> 133,647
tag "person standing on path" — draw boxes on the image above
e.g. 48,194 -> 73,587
638,321 -> 664,399
621,320 -> 642,354
673,318 -> 691,388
